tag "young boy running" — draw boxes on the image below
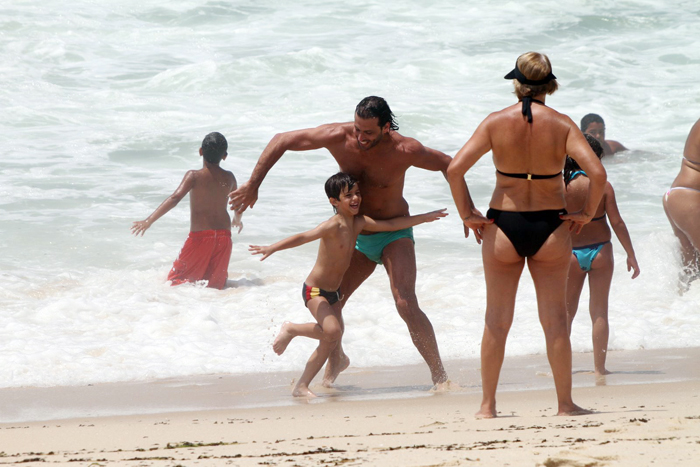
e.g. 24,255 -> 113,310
132,132 -> 243,289
249,172 -> 447,397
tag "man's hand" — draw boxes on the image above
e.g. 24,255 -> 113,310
229,181 -> 258,213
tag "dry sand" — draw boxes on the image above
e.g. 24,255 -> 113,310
1,347 -> 699,466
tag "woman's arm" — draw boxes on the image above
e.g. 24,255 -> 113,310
562,125 -> 607,231
446,118 -> 494,242
604,183 -> 640,278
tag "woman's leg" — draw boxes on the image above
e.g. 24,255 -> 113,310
566,254 -> 588,334
664,191 -> 700,291
587,243 -> 614,376
529,224 -> 592,416
477,224 -> 525,418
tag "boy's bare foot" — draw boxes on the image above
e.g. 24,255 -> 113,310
322,353 -> 350,387
292,385 -> 317,398
557,403 -> 594,416
272,322 -> 294,355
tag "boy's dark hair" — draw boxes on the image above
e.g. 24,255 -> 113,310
580,113 -> 604,132
325,172 -> 358,212
201,132 -> 228,164
355,96 -> 399,131
564,134 -> 604,186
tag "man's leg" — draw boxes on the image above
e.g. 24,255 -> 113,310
322,249 -> 377,386
381,238 -> 447,386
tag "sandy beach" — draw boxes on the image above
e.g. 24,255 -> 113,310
1,347 -> 699,466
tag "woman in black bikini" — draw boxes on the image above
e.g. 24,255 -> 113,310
663,118 -> 700,292
447,52 -> 606,418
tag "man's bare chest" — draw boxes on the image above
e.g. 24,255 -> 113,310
331,150 -> 407,189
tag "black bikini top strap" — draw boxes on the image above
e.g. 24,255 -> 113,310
520,97 -> 545,123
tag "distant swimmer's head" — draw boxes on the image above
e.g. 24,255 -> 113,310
354,96 -> 398,150
581,113 -> 606,143
325,172 -> 360,214
200,132 -> 228,164
505,52 -> 558,99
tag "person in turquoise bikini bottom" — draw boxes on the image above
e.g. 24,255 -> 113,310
572,241 -> 610,272
564,134 -> 640,377
355,227 -> 414,263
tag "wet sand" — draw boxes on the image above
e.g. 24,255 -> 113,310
1,347 -> 699,465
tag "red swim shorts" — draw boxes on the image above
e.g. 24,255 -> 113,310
167,229 -> 232,289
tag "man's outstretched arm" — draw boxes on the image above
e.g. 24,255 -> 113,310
229,124 -> 345,212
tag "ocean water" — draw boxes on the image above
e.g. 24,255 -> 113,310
1,0 -> 700,389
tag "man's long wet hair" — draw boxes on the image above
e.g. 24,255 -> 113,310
564,134 -> 603,186
325,172 -> 358,213
201,132 -> 228,164
580,113 -> 605,132
355,96 -> 399,131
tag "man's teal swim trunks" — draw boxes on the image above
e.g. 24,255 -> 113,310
355,227 -> 414,264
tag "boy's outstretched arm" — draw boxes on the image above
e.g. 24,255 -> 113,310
131,171 -> 195,236
604,184 -> 640,278
249,221 -> 329,261
361,209 -> 448,233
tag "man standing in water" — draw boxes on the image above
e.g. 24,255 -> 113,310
230,96 -> 470,388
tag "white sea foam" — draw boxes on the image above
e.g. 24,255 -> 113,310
1,0 -> 699,388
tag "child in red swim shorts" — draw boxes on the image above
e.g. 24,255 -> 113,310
131,132 -> 243,289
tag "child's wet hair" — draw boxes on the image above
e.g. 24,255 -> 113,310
325,172 -> 358,209
201,132 -> 228,164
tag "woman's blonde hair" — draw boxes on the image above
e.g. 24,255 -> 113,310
512,52 -> 558,99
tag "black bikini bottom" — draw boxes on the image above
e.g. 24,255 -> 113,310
486,208 -> 567,258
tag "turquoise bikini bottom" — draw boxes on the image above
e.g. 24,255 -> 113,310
572,241 -> 610,272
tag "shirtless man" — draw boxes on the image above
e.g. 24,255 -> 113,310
230,96 -> 471,387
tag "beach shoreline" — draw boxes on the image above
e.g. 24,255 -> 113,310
1,348 -> 699,465
2,346 -> 699,424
